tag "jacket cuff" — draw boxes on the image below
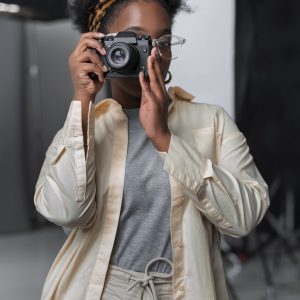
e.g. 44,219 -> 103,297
61,100 -> 95,201
60,100 -> 95,147
60,101 -> 83,145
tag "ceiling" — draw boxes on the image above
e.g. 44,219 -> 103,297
1,0 -> 69,20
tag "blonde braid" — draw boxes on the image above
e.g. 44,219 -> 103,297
88,0 -> 117,32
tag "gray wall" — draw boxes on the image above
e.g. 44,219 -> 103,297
0,17 -> 30,232
170,0 -> 235,117
32,20 -> 80,148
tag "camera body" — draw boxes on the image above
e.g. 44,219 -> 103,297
100,31 -> 153,79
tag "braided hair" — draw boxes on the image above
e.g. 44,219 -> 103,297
69,0 -> 191,34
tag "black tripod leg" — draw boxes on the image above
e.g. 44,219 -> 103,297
267,212 -> 300,276
225,276 -> 240,300
279,235 -> 300,277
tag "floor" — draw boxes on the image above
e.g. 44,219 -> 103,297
0,226 -> 66,300
224,237 -> 300,300
0,226 -> 299,300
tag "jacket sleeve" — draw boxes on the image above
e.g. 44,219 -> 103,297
163,107 -> 270,237
33,101 -> 97,229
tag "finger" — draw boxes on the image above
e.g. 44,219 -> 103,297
139,71 -> 154,102
151,47 -> 165,88
151,48 -> 170,102
77,51 -> 108,73
77,63 -> 104,82
147,55 -> 164,99
79,32 -> 105,47
80,32 -> 105,39
77,38 -> 107,55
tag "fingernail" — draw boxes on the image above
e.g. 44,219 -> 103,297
96,73 -> 103,82
102,65 -> 108,72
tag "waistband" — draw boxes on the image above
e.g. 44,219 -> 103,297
107,257 -> 173,300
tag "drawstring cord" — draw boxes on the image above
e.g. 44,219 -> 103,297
125,257 -> 173,300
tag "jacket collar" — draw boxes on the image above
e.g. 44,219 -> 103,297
167,86 -> 195,112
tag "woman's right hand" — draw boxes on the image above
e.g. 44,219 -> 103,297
68,32 -> 108,103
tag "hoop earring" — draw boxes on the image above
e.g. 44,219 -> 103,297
164,71 -> 172,84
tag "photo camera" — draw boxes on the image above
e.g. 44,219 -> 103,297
98,31 -> 153,79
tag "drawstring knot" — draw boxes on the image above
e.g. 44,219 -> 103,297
126,257 -> 173,300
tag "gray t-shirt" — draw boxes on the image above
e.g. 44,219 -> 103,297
109,108 -> 173,274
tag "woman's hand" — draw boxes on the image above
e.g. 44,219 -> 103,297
68,32 -> 108,103
139,47 -> 171,152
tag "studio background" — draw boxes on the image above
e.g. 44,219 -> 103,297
0,0 -> 299,299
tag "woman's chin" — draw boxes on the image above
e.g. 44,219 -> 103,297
112,77 -> 142,94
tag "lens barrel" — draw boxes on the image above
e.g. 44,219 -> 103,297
106,43 -> 139,73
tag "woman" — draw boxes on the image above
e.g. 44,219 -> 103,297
34,0 -> 269,299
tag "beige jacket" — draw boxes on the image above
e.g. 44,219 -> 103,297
34,86 -> 269,300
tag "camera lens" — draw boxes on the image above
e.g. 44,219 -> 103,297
106,43 -> 139,73
111,48 -> 126,64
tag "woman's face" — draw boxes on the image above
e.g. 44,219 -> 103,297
106,0 -> 172,91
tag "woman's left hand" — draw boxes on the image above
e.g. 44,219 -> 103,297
139,47 -> 171,152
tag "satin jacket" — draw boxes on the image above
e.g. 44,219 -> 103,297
34,86 -> 269,300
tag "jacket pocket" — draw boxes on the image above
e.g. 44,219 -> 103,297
50,144 -> 66,165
